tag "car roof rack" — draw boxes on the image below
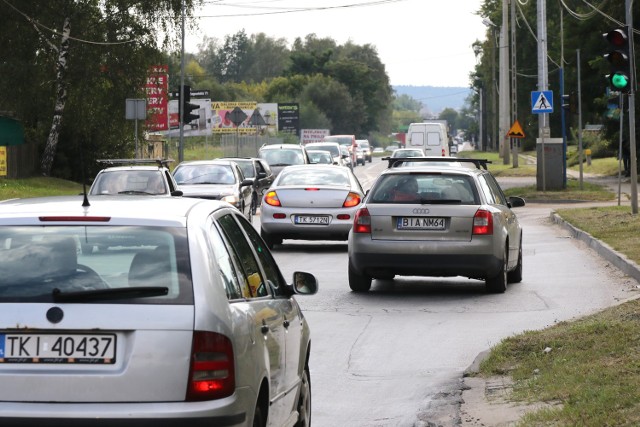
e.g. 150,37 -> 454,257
96,158 -> 175,168
382,157 -> 492,170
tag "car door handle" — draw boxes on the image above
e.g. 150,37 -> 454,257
261,320 -> 269,335
283,318 -> 290,329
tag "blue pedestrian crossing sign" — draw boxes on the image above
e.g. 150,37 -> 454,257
531,91 -> 553,113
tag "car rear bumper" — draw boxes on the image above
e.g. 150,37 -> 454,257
0,391 -> 250,427
349,251 -> 502,279
261,221 -> 353,240
348,235 -> 503,279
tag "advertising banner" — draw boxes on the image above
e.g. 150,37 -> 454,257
301,129 -> 330,144
277,103 -> 300,136
0,146 -> 6,176
145,65 -> 169,131
211,102 -> 277,135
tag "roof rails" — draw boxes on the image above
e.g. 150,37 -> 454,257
96,158 -> 175,168
382,157 -> 492,170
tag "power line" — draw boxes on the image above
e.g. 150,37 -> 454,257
2,0 -> 143,46
197,0 -> 407,18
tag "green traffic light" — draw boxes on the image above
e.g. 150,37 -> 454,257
611,72 -> 629,90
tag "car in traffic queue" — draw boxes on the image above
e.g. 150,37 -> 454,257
322,135 -> 357,165
304,142 -> 347,167
354,147 -> 366,166
340,145 -> 354,170
220,157 -> 275,215
347,163 -> 525,293
383,148 -> 426,168
307,149 -> 334,165
260,164 -> 365,249
356,139 -> 372,163
0,195 -> 318,426
257,144 -> 311,178
172,159 -> 253,221
89,158 -> 182,196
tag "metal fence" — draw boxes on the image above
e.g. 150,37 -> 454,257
220,135 -> 283,158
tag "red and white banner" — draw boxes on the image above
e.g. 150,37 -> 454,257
145,65 -> 169,131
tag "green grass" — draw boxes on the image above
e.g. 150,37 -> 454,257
0,177 -> 83,200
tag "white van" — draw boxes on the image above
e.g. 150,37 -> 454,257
406,122 -> 450,157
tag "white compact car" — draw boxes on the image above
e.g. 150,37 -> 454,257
0,195 -> 317,426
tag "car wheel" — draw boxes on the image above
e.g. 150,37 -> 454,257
252,403 -> 265,427
486,245 -> 508,293
348,260 -> 372,292
251,192 -> 258,215
261,229 -> 275,250
294,365 -> 311,427
507,239 -> 523,284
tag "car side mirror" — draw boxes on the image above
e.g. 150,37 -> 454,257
507,196 -> 526,208
241,179 -> 253,187
171,190 -> 183,196
291,271 -> 318,295
257,171 -> 267,179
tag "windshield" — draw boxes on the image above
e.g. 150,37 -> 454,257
174,164 -> 236,184
0,226 -> 192,303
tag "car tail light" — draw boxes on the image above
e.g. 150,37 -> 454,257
264,191 -> 281,207
342,192 -> 362,208
186,331 -> 235,401
353,208 -> 371,233
441,148 -> 446,157
472,209 -> 493,235
305,188 -> 320,191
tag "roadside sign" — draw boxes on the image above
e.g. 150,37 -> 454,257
531,91 -> 553,114
507,120 -> 525,138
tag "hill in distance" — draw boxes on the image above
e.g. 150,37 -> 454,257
393,85 -> 472,115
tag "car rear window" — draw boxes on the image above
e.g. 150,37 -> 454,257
369,173 -> 478,204
307,144 -> 340,157
91,170 -> 166,195
260,148 -> 304,166
278,168 -> 349,186
0,226 -> 192,304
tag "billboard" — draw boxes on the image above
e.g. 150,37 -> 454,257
211,102 -> 277,135
277,103 -> 300,136
301,129 -> 330,144
145,65 -> 169,131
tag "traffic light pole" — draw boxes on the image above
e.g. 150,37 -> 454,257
625,0 -> 637,214
178,0 -> 186,163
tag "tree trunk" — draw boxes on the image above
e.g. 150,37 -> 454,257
41,17 -> 71,176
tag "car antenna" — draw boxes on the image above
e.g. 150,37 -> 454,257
80,144 -> 90,207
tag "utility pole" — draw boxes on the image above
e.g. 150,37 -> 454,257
626,0 -> 638,214
499,0 -> 511,164
537,0 -> 549,191
510,0 -> 518,167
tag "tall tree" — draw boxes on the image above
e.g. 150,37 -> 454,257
0,0 -> 198,177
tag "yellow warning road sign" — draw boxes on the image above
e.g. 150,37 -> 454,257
507,120 -> 525,138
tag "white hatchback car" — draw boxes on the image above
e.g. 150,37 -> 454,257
0,195 -> 317,426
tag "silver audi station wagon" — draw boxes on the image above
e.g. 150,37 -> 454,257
0,195 -> 317,426
348,163 -> 525,293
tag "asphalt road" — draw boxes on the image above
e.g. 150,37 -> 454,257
254,156 -> 639,426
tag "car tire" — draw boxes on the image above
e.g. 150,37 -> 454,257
348,260 -> 372,292
252,403 -> 265,427
507,239 -> 523,284
260,229 -> 282,250
294,365 -> 311,427
251,192 -> 258,215
486,245 -> 508,293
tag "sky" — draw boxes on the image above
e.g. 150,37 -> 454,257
184,0 -> 488,88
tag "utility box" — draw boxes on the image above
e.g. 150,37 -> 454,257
536,138 -> 564,190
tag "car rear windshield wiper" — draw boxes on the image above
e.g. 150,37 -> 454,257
52,286 -> 169,302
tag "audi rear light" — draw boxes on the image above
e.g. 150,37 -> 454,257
353,208 -> 371,233
186,331 -> 235,401
264,191 -> 281,207
472,209 -> 493,235
342,192 -> 362,208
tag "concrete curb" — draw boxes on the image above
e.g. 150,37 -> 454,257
549,211 -> 640,284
